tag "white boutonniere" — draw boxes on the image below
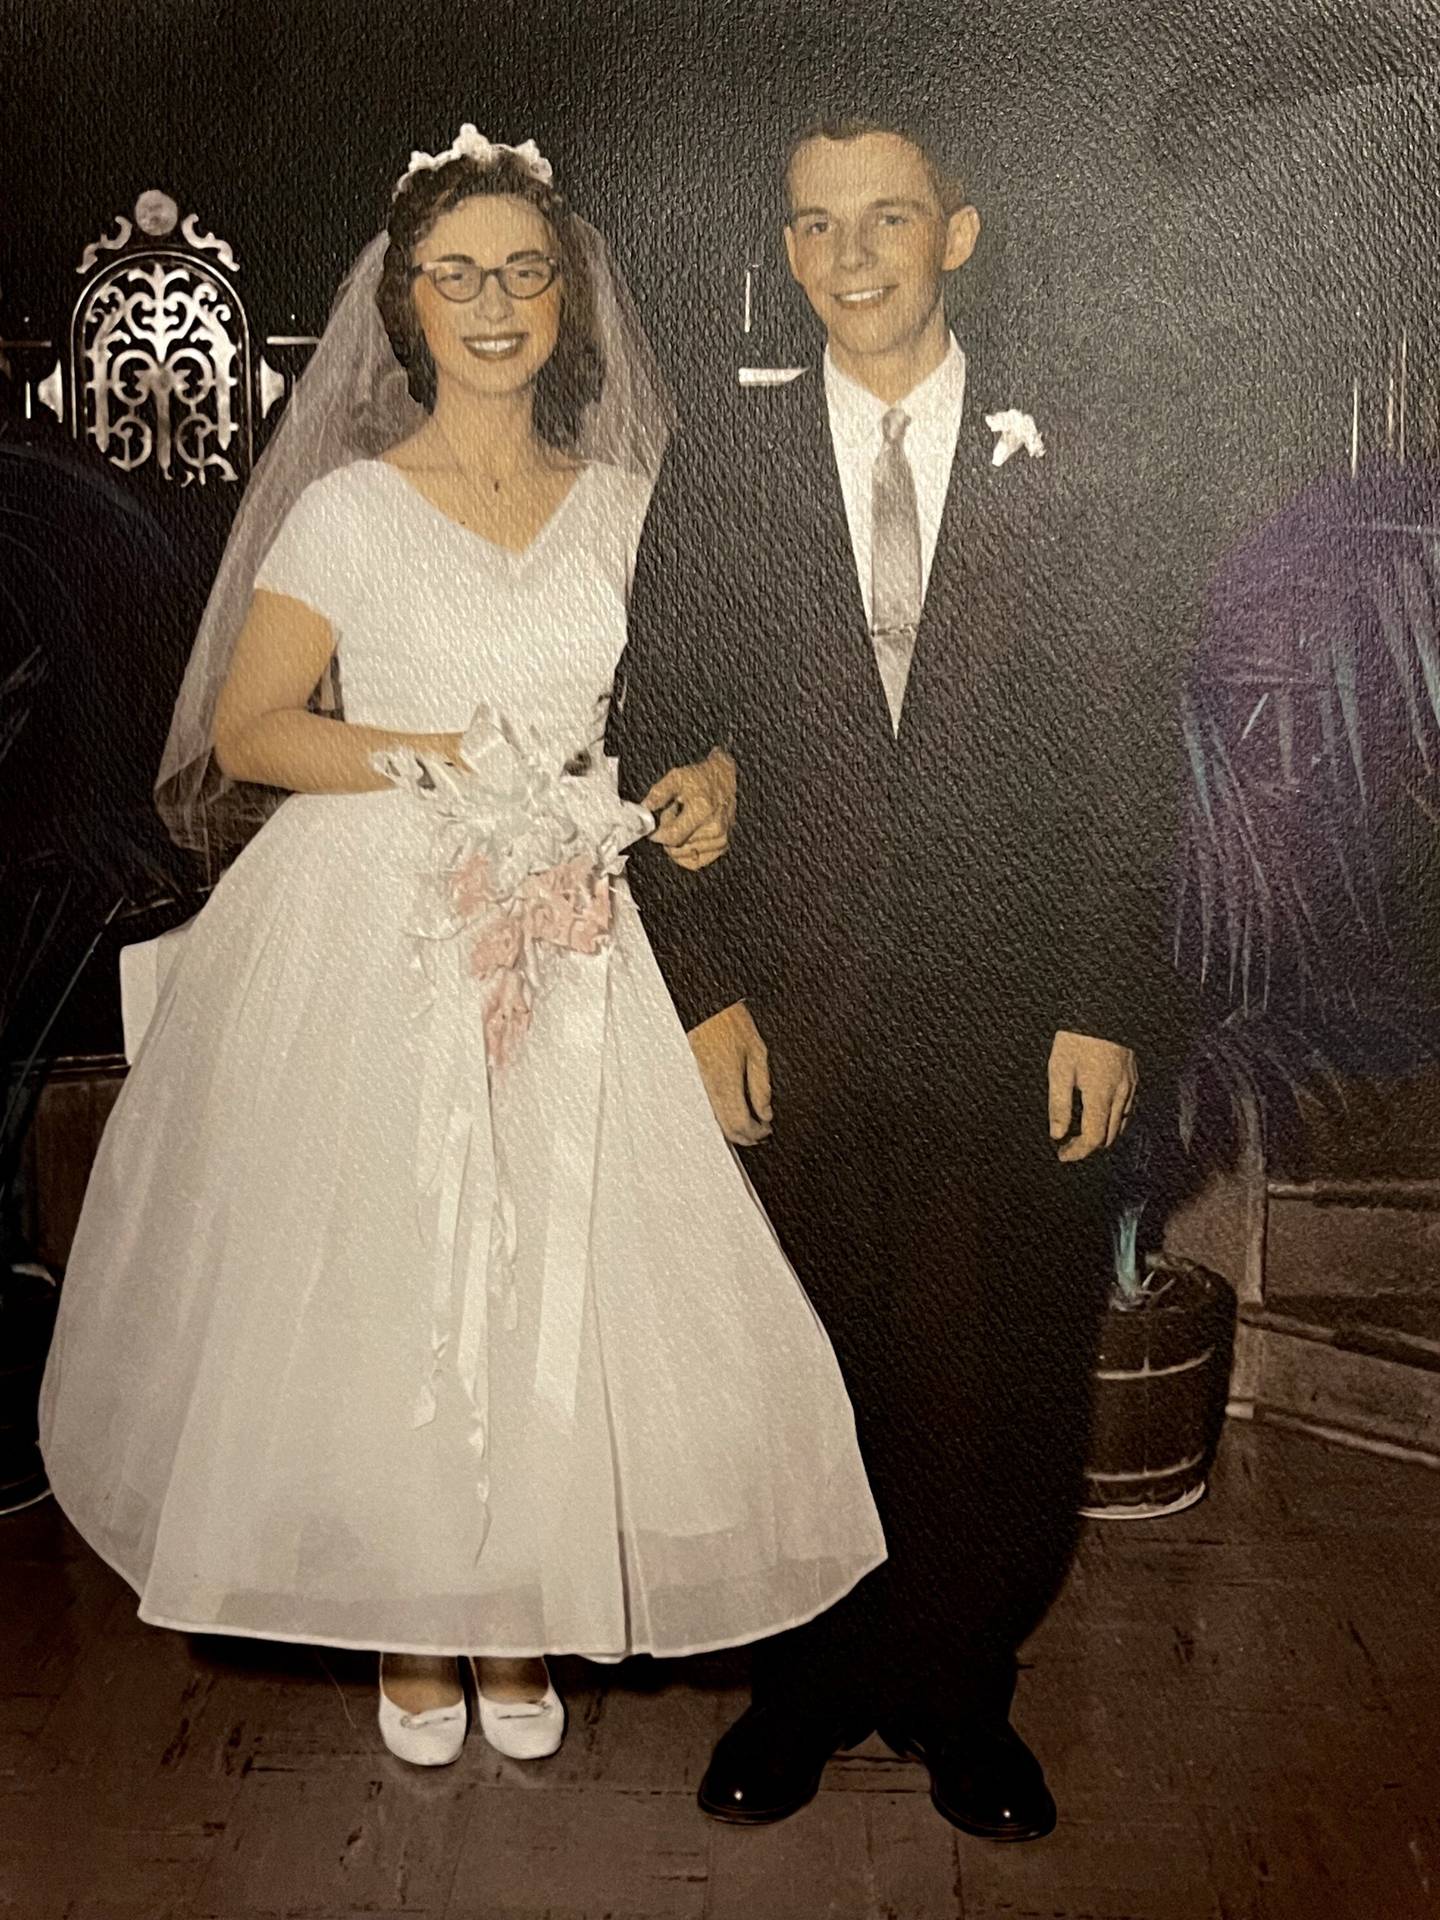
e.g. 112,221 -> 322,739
985,409 -> 1045,468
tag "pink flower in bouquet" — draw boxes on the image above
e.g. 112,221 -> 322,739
467,911 -> 525,979
480,967 -> 532,1071
455,853 -> 617,1070
453,853 -> 497,918
521,857 -> 613,956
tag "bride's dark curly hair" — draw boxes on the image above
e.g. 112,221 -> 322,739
377,152 -> 603,448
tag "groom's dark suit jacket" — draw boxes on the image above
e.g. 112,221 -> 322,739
607,345 -> 1193,1712
613,352 -> 1188,1136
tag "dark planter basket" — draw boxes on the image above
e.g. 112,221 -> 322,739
0,1261 -> 59,1515
1080,1259 -> 1236,1521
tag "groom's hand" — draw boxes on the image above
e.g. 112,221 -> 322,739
645,748 -> 736,870
688,1001 -> 772,1145
1048,1029 -> 1137,1163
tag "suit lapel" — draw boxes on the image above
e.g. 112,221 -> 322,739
784,374 -> 866,628
777,375 -> 897,747
912,392 -> 993,641
895,373 -> 993,743
902,356 -> 1045,741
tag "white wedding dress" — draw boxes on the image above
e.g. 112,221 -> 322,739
39,458 -> 885,1658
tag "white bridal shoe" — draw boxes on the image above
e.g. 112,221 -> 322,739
377,1655 -> 468,1767
470,1657 -> 566,1760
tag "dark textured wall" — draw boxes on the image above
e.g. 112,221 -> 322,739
3,0 -> 1438,1055
7,2 -> 1437,459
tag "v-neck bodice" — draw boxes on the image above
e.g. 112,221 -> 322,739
372,456 -> 589,563
253,456 -> 653,761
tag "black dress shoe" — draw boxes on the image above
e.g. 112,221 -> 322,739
698,1705 -> 867,1825
880,1719 -> 1057,1841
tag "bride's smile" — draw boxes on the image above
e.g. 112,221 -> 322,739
409,194 -> 564,401
464,332 -> 528,359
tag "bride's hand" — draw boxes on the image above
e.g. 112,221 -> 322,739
644,748 -> 736,870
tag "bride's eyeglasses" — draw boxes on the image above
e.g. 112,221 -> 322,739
409,254 -> 560,303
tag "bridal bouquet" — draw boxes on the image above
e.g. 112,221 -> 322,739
373,705 -> 654,1068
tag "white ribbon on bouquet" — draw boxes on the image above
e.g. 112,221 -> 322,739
373,704 -> 654,1555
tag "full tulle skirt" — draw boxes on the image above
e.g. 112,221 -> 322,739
40,788 -> 886,1656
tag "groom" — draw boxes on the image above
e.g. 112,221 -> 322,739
610,117 -> 1184,1839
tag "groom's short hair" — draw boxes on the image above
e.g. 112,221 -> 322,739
782,117 -> 968,217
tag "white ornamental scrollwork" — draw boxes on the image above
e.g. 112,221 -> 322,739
76,216 -> 134,277
181,213 -> 240,272
75,256 -> 250,485
36,362 -> 65,423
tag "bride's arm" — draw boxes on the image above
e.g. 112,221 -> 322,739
214,589 -> 464,794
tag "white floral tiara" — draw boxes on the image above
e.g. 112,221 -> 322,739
394,125 -> 554,198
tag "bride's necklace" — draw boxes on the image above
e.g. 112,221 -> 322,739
464,466 -> 511,497
452,462 -> 517,502
434,422 -> 542,502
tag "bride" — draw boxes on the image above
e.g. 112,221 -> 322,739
39,129 -> 884,1768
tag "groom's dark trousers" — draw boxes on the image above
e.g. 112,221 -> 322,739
608,363 -> 1186,1734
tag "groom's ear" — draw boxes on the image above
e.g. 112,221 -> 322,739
782,218 -> 801,283
943,205 -> 981,273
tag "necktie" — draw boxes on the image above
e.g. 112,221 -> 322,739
870,406 -> 922,734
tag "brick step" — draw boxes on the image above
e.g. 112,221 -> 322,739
1230,1295 -> 1440,1466
1260,1179 -> 1440,1300
1246,1294 -> 1440,1374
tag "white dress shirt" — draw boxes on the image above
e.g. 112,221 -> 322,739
823,335 -> 968,631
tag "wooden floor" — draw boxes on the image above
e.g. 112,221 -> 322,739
2,1423 -> 1437,1920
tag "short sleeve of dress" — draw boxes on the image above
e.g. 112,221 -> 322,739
253,465 -> 367,624
600,465 -> 655,599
